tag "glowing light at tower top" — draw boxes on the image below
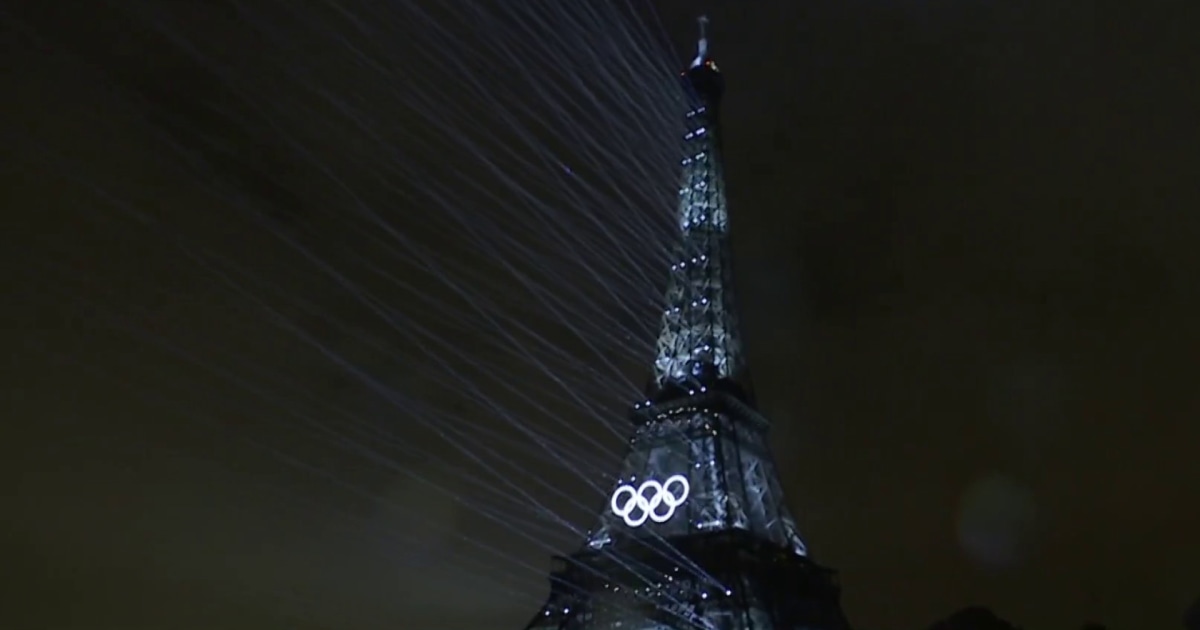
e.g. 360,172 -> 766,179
691,15 -> 710,68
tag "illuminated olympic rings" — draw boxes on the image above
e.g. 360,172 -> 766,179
609,474 -> 690,528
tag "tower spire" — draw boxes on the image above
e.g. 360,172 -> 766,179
692,15 -> 710,68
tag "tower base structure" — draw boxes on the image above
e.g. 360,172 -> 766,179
527,529 -> 851,630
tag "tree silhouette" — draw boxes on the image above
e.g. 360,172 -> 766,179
1184,594 -> 1200,630
928,606 -> 1020,630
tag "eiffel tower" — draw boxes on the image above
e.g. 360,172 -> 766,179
523,17 -> 852,630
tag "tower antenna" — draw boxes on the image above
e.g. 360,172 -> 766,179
692,15 -> 710,67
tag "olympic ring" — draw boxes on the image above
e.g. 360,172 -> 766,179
609,474 -> 690,528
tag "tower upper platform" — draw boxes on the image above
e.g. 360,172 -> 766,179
683,15 -> 725,105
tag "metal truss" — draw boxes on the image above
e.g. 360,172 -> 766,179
522,20 -> 848,630
584,400 -> 807,558
652,102 -> 744,392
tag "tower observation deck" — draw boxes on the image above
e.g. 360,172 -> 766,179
522,17 -> 852,630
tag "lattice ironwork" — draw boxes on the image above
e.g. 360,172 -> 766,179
522,18 -> 851,630
651,76 -> 744,394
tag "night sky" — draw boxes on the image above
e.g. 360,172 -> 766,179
4,2 -> 1199,629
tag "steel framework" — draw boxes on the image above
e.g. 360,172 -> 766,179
523,18 -> 851,630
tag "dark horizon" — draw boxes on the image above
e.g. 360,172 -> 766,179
4,1 -> 1198,629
